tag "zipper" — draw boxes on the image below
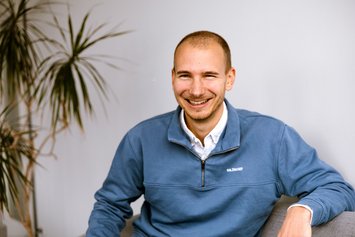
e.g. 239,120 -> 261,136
170,140 -> 239,188
201,159 -> 206,187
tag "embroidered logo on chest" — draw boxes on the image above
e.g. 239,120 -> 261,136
226,167 -> 243,172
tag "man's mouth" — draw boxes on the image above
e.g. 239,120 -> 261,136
187,99 -> 209,105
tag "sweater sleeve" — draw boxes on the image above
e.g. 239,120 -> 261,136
86,133 -> 143,236
276,125 -> 355,226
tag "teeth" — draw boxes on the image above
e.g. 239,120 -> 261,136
189,100 -> 207,105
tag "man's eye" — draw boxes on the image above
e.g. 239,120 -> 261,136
205,74 -> 216,79
179,74 -> 190,79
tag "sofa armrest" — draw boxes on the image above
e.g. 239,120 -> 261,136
261,196 -> 355,237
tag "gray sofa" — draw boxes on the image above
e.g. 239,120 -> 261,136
120,196 -> 355,237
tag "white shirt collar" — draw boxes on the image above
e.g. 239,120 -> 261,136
180,102 -> 228,147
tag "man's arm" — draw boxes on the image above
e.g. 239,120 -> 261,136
86,133 -> 143,237
276,125 -> 355,235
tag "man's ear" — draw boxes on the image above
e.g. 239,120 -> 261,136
171,68 -> 176,83
225,67 -> 236,91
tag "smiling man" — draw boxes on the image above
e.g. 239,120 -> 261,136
86,31 -> 355,237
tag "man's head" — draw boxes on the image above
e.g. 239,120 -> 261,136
172,31 -> 235,131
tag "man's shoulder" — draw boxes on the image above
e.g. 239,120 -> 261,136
235,107 -> 284,125
227,107 -> 288,142
228,106 -> 287,135
226,101 -> 282,123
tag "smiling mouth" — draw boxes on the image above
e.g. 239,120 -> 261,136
187,99 -> 209,105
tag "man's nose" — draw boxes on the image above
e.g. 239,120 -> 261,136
189,78 -> 204,96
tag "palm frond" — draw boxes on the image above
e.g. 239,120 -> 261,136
37,12 -> 130,131
0,0 -> 54,100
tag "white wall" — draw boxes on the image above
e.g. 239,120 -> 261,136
5,0 -> 355,236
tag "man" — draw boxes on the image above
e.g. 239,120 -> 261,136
86,31 -> 355,237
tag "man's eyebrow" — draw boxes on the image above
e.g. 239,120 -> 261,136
203,71 -> 219,75
175,70 -> 219,75
175,70 -> 191,75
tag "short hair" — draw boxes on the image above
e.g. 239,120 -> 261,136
173,31 -> 232,72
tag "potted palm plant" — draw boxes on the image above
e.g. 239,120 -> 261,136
0,0 -> 129,236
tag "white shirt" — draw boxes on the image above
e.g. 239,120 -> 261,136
180,102 -> 228,160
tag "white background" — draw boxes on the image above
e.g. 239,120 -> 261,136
5,0 -> 355,236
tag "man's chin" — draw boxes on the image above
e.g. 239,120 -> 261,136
185,111 -> 211,122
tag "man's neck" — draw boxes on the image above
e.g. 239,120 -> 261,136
185,120 -> 214,145
185,104 -> 225,144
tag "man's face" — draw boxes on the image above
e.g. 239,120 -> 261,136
172,41 -> 235,126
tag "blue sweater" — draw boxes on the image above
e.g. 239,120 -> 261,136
87,101 -> 355,237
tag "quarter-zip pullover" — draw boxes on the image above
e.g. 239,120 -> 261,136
87,100 -> 355,237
